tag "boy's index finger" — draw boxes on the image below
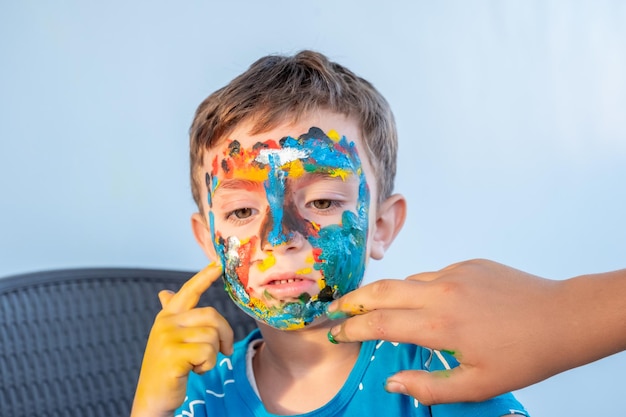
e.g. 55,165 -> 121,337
163,263 -> 223,314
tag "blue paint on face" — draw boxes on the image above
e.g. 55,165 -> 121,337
265,153 -> 289,246
309,210 -> 367,295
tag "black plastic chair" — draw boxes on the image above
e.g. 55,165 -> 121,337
0,268 -> 257,417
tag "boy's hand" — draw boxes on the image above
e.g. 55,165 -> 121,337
131,263 -> 234,417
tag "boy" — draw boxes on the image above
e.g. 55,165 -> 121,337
131,50 -> 529,416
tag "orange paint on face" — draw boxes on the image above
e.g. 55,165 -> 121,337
229,166 -> 269,182
212,155 -> 219,176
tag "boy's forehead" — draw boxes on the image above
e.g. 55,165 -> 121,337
206,112 -> 363,155
209,127 -> 363,177
198,113 -> 380,201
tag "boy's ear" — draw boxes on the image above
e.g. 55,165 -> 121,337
191,212 -> 218,262
369,194 -> 407,260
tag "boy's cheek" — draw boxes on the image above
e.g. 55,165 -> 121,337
214,235 -> 259,289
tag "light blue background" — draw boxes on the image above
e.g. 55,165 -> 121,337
1,1 -> 624,415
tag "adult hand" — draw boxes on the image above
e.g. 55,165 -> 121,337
327,259 -> 626,404
131,263 -> 234,417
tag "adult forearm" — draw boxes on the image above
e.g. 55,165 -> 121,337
552,269 -> 626,371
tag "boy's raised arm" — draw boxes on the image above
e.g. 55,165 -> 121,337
327,259 -> 626,404
131,263 -> 233,417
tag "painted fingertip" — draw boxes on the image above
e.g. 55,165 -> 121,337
326,309 -> 349,320
327,329 -> 339,344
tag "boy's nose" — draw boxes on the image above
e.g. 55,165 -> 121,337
262,230 -> 304,253
260,178 -> 309,251
259,202 -> 308,251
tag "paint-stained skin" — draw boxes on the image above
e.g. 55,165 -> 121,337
205,127 -> 370,329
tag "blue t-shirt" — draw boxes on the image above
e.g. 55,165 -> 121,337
176,329 -> 529,417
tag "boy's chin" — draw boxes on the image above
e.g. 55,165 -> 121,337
253,293 -> 314,308
241,297 -> 331,331
229,281 -> 365,331
257,313 -> 331,332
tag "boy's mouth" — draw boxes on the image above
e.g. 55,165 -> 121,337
260,272 -> 319,300
269,277 -> 304,285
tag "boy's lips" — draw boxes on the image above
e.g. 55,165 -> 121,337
260,272 -> 319,300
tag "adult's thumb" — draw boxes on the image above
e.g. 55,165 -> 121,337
385,369 -> 471,405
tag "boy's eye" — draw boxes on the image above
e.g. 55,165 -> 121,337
231,208 -> 253,219
311,199 -> 333,210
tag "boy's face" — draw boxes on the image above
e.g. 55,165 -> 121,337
197,112 -> 379,330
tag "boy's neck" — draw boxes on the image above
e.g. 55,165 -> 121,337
256,320 -> 359,368
253,320 -> 362,414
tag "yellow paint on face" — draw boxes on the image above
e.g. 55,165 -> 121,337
316,278 -> 326,290
247,294 -> 307,330
327,129 -> 341,142
258,252 -> 276,272
248,295 -> 272,312
296,267 -> 312,275
328,168 -> 351,181
282,321 -> 306,330
282,159 -> 306,178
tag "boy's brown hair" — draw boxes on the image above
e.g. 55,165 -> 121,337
189,50 -> 397,211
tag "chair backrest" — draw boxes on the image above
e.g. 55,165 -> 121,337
0,268 -> 257,416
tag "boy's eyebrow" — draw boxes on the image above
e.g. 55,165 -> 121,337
214,178 -> 263,193
213,171 -> 355,195
294,170 -> 355,183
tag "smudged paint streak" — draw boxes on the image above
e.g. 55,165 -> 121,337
264,154 -> 288,246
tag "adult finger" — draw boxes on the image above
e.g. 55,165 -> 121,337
327,279 -> 433,318
328,308 -> 453,348
163,263 -> 223,314
327,262 -> 490,317
405,270 -> 449,282
386,367 -> 498,405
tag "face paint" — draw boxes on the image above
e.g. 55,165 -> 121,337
206,127 -> 370,330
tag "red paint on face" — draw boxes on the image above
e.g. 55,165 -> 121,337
233,237 -> 257,288
263,139 -> 280,149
